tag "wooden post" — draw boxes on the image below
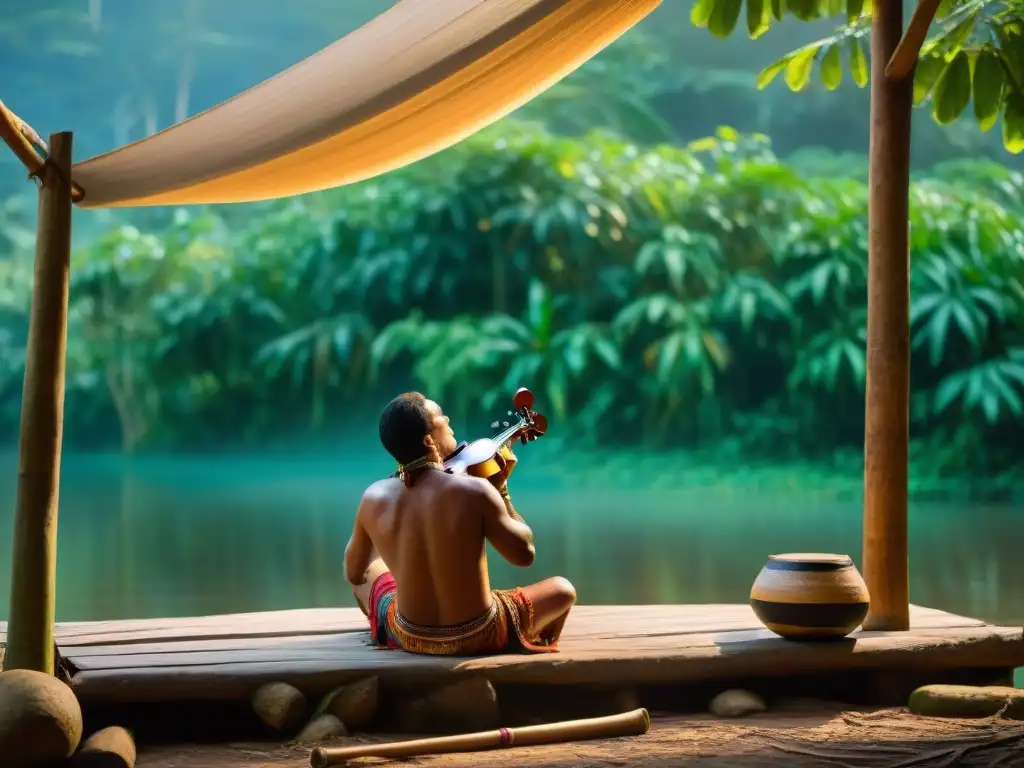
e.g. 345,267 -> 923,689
862,1 -> 912,632
3,132 -> 74,674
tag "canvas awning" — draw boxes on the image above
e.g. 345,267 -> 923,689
65,0 -> 659,209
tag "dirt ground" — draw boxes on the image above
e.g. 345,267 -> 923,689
138,703 -> 1024,768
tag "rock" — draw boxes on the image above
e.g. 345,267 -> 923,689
251,682 -> 308,733
908,685 -> 1024,720
709,689 -> 767,719
394,677 -> 500,734
0,669 -> 84,765
72,726 -> 137,768
296,714 -> 348,743
316,677 -> 380,732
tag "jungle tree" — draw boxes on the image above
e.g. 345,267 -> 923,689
692,0 -> 1024,631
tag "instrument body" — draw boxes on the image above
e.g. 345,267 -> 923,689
443,388 -> 547,481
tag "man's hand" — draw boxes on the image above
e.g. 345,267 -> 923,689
489,447 -> 518,492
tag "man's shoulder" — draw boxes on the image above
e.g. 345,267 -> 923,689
361,477 -> 400,502
360,472 -> 495,505
439,473 -> 502,506
440,471 -> 490,490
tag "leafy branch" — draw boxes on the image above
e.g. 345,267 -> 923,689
693,0 -> 1024,153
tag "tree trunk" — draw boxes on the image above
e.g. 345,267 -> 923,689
4,132 -> 74,674
862,1 -> 913,632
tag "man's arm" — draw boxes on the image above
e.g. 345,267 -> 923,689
344,501 -> 375,586
479,481 -> 535,567
496,484 -> 527,523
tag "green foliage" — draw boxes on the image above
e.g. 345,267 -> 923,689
1,122 -> 1022,480
694,0 -> 1024,153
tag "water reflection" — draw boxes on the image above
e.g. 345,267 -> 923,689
0,453 -> 1020,627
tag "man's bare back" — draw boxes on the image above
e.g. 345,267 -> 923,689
351,469 -> 534,626
344,392 -> 575,655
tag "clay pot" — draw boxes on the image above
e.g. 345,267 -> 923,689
750,553 -> 869,640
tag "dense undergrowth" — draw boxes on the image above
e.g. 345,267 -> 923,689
0,122 -> 1022,488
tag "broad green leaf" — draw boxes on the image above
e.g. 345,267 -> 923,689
933,374 -> 962,413
972,49 -> 1004,133
996,25 -> 1024,89
747,0 -> 769,39
770,0 -> 783,21
787,0 -> 819,21
708,0 -> 743,38
756,57 -> 790,89
931,51 -> 971,125
914,55 -> 946,106
820,45 -> 843,90
935,14 -> 977,61
1004,94 -> 1024,154
848,38 -> 868,87
785,47 -> 818,92
846,0 -> 863,22
691,0 -> 716,28
687,137 -> 719,152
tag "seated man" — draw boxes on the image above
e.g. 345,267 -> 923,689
344,392 -> 576,655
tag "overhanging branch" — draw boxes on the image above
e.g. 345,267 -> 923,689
0,99 -> 84,202
885,0 -> 942,80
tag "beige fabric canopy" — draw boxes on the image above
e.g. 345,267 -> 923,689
71,0 -> 660,209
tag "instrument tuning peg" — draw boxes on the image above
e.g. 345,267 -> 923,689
490,421 -> 500,429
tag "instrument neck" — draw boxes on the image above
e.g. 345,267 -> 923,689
492,421 -> 523,446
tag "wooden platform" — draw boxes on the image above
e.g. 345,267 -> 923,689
2,604 -> 1022,704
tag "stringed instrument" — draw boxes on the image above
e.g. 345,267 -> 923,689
442,387 -> 548,481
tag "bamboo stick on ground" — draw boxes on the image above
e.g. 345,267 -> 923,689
309,708 -> 651,767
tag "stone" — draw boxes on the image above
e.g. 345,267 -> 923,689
908,685 -> 1024,720
316,676 -> 380,732
72,726 -> 137,768
0,669 -> 84,765
709,689 -> 767,719
295,714 -> 348,743
251,682 -> 308,733
394,677 -> 500,734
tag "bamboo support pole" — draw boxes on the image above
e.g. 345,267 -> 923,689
863,0 -> 913,632
2,132 -> 74,674
309,708 -> 652,767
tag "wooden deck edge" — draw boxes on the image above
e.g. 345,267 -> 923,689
69,626 -> 1024,705
0,603 -> 994,648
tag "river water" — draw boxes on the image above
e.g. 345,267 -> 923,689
0,452 -> 1020,633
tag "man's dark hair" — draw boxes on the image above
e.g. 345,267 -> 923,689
379,392 -> 432,464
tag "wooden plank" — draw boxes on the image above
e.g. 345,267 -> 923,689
59,603 -> 987,661
62,620 -> 1016,672
68,624 -> 1024,704
0,603 -> 987,649
36,603 -> 986,662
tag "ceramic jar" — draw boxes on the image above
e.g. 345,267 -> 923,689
750,552 -> 870,640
